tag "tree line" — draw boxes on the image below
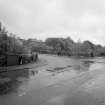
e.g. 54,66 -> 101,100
0,21 -> 105,57
23,37 -> 105,57
0,22 -> 29,55
45,37 -> 105,57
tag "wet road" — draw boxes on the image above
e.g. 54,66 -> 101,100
0,54 -> 105,105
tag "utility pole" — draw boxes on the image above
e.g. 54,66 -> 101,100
0,22 -> 2,32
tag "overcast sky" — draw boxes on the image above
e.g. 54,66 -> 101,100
0,0 -> 105,45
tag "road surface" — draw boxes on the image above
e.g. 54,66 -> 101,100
0,54 -> 105,105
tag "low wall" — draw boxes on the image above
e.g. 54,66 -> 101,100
7,55 -> 19,66
0,53 -> 38,67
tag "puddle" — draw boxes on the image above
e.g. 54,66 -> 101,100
46,66 -> 72,74
46,67 -> 66,72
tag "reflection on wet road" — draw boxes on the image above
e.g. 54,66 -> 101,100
0,55 -> 105,105
0,68 -> 38,95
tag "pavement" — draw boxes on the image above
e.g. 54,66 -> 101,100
0,57 -> 47,72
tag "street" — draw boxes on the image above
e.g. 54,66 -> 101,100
0,54 -> 105,105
